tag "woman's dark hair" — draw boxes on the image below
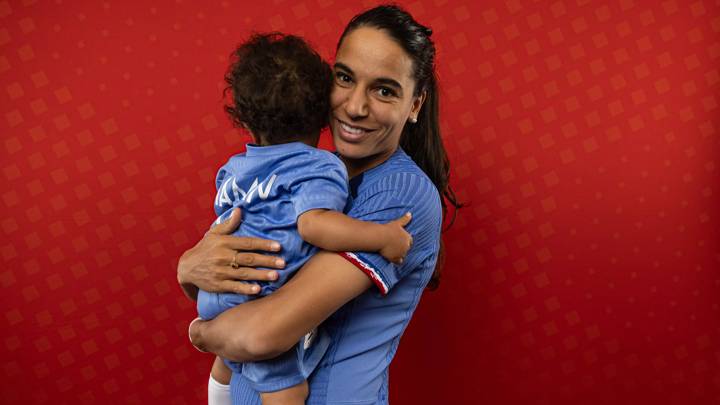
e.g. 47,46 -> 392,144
224,33 -> 333,144
339,5 -> 463,290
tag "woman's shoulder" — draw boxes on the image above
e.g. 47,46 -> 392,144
362,149 -> 440,205
350,150 -> 442,233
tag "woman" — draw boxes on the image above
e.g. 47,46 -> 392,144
178,5 -> 461,404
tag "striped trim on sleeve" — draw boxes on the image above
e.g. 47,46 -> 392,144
338,252 -> 390,296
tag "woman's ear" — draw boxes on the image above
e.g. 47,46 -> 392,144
409,90 -> 427,123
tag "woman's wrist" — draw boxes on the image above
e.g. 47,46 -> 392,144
177,249 -> 201,300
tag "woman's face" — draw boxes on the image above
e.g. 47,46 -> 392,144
330,27 -> 426,175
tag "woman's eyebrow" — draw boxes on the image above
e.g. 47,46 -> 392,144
374,77 -> 403,91
334,62 -> 354,74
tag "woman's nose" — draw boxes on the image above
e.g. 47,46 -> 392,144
344,86 -> 369,119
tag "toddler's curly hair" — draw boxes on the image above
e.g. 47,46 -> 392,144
223,33 -> 333,144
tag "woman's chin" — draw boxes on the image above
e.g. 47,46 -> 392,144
335,143 -> 366,160
332,134 -> 364,157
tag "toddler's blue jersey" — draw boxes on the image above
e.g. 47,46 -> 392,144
197,141 -> 349,321
231,147 -> 443,404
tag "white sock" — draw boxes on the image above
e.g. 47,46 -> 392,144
208,374 -> 231,405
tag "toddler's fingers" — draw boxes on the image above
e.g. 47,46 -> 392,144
392,212 -> 412,227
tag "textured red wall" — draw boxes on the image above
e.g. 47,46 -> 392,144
2,1 -> 719,404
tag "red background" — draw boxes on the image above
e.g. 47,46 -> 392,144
2,0 -> 719,404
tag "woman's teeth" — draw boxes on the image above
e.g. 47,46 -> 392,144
340,122 -> 365,135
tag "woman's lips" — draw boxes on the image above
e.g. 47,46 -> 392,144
335,118 -> 374,142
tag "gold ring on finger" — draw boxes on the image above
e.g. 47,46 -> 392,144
230,252 -> 241,269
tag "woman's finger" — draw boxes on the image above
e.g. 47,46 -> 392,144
220,235 -> 281,252
230,266 -> 280,282
209,264 -> 279,283
219,280 -> 263,295
229,252 -> 285,269
207,208 -> 242,235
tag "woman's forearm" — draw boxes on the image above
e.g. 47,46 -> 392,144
191,251 -> 372,362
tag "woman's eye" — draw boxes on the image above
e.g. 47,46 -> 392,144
335,72 -> 352,83
377,87 -> 395,97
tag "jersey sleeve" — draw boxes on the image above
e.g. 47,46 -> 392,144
338,172 -> 442,295
209,161 -> 236,226
289,152 -> 349,219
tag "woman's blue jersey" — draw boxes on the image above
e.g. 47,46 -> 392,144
231,147 -> 442,404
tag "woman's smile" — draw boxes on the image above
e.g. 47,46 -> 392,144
334,117 -> 376,142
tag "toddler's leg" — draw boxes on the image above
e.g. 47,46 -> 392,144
208,356 -> 232,405
259,380 -> 308,405
211,356 -> 232,385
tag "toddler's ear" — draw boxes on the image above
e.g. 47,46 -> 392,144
242,125 -> 261,144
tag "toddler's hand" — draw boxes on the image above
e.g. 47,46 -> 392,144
379,213 -> 413,264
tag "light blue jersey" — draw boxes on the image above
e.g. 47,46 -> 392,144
231,147 -> 443,404
197,141 -> 349,392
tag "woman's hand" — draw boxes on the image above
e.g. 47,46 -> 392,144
177,208 -> 285,300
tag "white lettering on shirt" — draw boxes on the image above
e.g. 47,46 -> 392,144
257,174 -> 276,200
215,177 -> 234,207
215,174 -> 278,208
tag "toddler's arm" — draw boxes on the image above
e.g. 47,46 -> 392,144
297,210 -> 413,264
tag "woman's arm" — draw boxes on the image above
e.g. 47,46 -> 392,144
189,250 -> 372,362
177,208 -> 286,300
